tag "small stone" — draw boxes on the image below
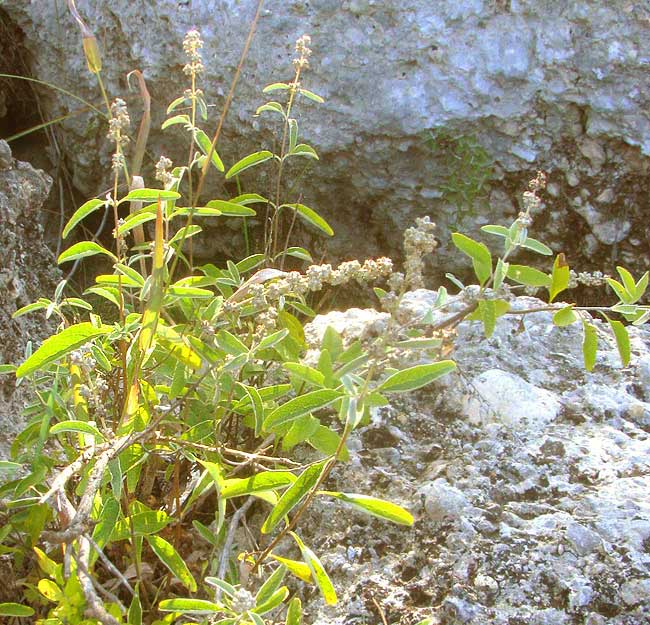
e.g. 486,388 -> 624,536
474,573 -> 499,597
566,522 -> 601,555
578,137 -> 606,170
585,614 -> 606,625
566,171 -> 580,187
0,140 -> 12,169
620,578 -> 650,606
595,188 -> 615,204
420,478 -> 470,523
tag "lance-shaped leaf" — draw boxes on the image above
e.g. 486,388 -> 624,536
221,471 -> 296,499
319,491 -> 414,525
119,188 -> 181,203
261,461 -> 327,534
606,317 -> 631,367
0,603 -> 35,617
226,150 -> 274,179
582,321 -> 598,371
378,361 -> 456,393
62,198 -> 105,239
49,420 -> 104,441
451,233 -> 492,285
282,203 -> 333,236
205,199 -> 257,216
194,129 -> 225,172
289,532 -> 337,605
270,555 -> 313,583
285,597 -> 302,625
16,322 -> 112,378
139,198 -> 165,354
263,389 -> 343,431
112,510 -> 171,541
549,253 -> 570,302
507,264 -> 551,288
147,534 -> 197,592
158,599 -> 225,613
58,241 -> 117,264
255,564 -> 287,608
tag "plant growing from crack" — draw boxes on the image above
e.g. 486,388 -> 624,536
0,10 -> 648,625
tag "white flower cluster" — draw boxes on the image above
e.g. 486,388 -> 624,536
403,216 -> 437,289
183,29 -> 204,76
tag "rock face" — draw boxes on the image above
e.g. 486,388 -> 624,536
291,290 -> 650,624
1,1 -> 649,276
0,140 -> 60,459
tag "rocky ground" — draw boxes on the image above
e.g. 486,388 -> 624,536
0,140 -> 60,459
281,290 -> 650,624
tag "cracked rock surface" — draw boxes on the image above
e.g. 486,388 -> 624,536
0,140 -> 60,459
1,1 -> 649,276
284,290 -> 650,624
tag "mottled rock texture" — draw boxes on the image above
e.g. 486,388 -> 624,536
0,140 -> 60,459
1,1 -> 649,277
292,290 -> 650,624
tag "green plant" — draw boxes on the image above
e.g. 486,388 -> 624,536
1,14 -> 647,625
424,128 -> 494,228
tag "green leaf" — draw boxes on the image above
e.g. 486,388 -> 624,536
283,246 -> 313,262
298,88 -> 324,103
161,113 -> 190,130
92,496 -> 120,552
120,188 -> 181,202
205,577 -> 236,598
84,286 -> 121,308
221,472 -> 296,499
549,253 -> 570,303
49,420 -> 104,441
215,329 -> 249,356
552,305 -> 578,327
270,555 -> 313,584
0,603 -> 35,617
451,233 -> 492,285
112,510 -> 171,541
617,266 -> 637,295
507,264 -> 551,288
606,277 -> 633,304
263,389 -> 343,431
263,82 -> 291,93
62,198 -> 105,239
205,199 -> 257,216
521,237 -> 553,255
147,535 -> 197,592
58,241 -> 117,264
256,329 -> 289,352
607,317 -> 631,367
286,597 -> 302,625
16,322 -> 112,378
128,588 -> 142,625
289,532 -> 337,605
158,599 -> 225,613
307,426 -> 349,461
238,383 -> 265,436
256,565 -> 287,607
634,271 -> 649,300
38,579 -> 62,602
282,203 -> 333,236
480,224 -> 509,238
12,300 -> 50,319
118,211 -> 158,236
253,586 -> 289,615
378,361 -> 456,393
261,461 -> 327,534
256,101 -> 285,116
319,492 -> 414,525
283,362 -> 325,387
0,460 -> 22,474
195,129 -> 225,172
226,151 -> 274,179
282,415 -> 320,450
493,259 -> 508,291
477,299 -> 496,338
289,144 -> 319,159
582,321 -> 598,372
